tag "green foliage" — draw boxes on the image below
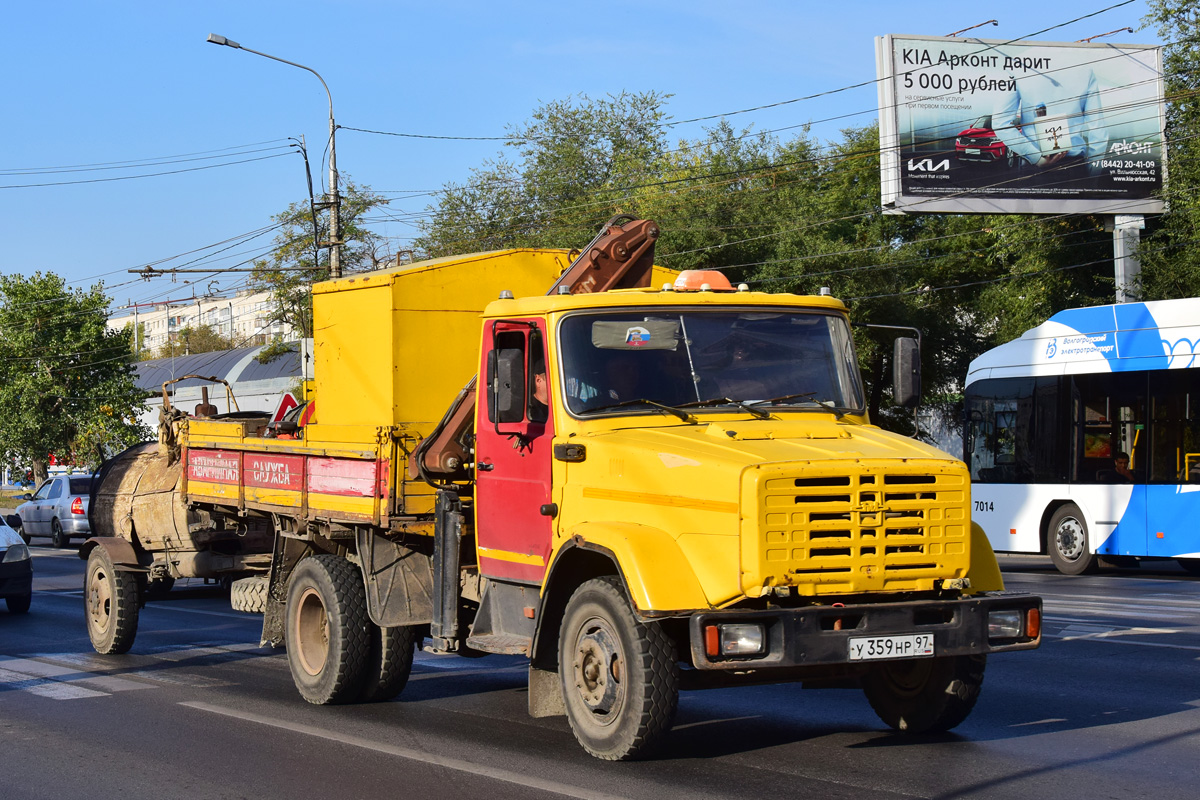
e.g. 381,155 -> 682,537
153,324 -> 234,358
0,273 -> 149,481
1138,0 -> 1200,298
253,336 -> 295,365
414,92 -> 671,257
250,180 -> 388,337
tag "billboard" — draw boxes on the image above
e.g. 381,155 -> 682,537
876,35 -> 1165,215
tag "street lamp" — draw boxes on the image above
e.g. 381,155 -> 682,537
206,34 -> 342,278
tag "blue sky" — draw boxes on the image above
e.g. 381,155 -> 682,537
1,1 -> 1157,315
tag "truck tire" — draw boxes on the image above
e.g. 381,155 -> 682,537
285,555 -> 370,705
862,654 -> 986,733
357,624 -> 418,703
230,576 -> 268,613
1048,504 -> 1098,575
558,576 -> 678,760
51,519 -> 69,549
85,546 -> 140,654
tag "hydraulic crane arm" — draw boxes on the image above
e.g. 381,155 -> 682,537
411,216 -> 660,483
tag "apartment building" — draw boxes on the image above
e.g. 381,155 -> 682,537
107,290 -> 296,355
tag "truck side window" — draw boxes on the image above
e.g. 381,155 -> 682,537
528,330 -> 548,424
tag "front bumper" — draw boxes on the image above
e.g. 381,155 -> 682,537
688,592 -> 1041,670
955,148 -> 1005,163
0,559 -> 33,597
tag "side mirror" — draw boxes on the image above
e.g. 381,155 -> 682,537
893,337 -> 921,409
487,347 -> 526,424
17,494 -> 30,501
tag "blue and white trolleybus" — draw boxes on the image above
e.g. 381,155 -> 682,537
964,299 -> 1200,575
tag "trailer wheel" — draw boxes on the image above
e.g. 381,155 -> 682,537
230,576 -> 268,613
558,576 -> 678,760
1048,504 -> 1098,575
285,555 -> 370,704
357,624 -> 418,703
862,654 -> 986,733
85,546 -> 140,654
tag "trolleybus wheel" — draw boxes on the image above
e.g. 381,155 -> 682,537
1048,504 -> 1098,575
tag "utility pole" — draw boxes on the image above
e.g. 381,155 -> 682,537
327,114 -> 341,278
1110,214 -> 1145,303
207,34 -> 342,278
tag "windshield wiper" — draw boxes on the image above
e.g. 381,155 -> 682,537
584,398 -> 695,423
679,397 -> 772,420
749,392 -> 846,419
754,392 -> 818,405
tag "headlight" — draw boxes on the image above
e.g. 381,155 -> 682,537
2,544 -> 31,563
988,609 -> 1023,639
704,623 -> 767,657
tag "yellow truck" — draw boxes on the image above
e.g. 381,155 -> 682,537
85,217 -> 1041,760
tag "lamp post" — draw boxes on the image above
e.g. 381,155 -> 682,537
206,34 -> 342,278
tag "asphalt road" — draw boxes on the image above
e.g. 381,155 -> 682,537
3,549 -> 1199,800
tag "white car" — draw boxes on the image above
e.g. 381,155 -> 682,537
0,521 -> 32,613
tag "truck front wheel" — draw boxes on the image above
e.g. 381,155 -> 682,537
85,546 -> 140,654
285,555 -> 370,705
862,654 -> 986,733
558,576 -> 678,760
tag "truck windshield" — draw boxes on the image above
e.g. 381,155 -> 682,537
558,309 -> 865,416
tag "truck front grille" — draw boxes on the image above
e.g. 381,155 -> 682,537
748,462 -> 969,595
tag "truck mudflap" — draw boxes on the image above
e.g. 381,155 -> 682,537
688,593 -> 1041,670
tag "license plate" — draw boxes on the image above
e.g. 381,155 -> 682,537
964,148 -> 981,154
848,633 -> 935,661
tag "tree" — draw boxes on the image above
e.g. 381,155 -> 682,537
250,179 -> 389,338
1138,0 -> 1200,298
414,92 -> 672,257
152,324 -> 235,358
0,273 -> 149,484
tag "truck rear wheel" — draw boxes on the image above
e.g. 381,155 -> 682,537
85,546 -> 140,654
285,555 -> 370,704
862,654 -> 986,733
558,576 -> 678,760
357,624 -> 418,702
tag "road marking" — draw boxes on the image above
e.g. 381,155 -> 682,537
182,701 -> 631,800
145,642 -> 265,661
1045,627 -> 1200,652
141,604 -> 258,621
0,657 -> 154,699
35,589 -> 257,620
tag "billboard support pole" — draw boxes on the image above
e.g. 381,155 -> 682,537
1111,214 -> 1145,303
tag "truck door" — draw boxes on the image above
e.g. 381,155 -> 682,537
474,319 -> 554,584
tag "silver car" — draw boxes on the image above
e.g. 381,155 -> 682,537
14,474 -> 96,548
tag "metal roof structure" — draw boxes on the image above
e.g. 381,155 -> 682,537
134,343 -> 302,394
